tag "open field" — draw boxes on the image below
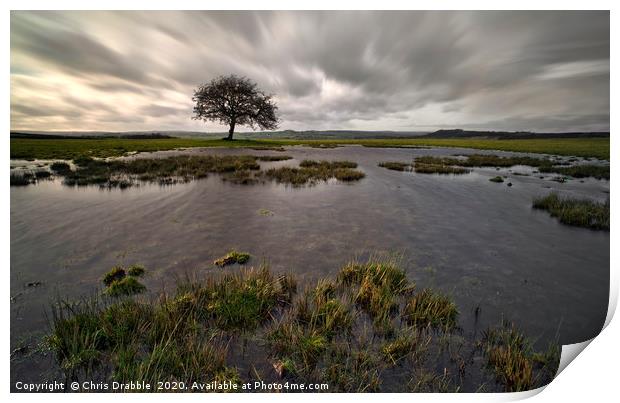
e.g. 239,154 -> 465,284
10,137 -> 610,160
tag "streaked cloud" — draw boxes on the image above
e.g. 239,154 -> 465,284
10,11 -> 609,132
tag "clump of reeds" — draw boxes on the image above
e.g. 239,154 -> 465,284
265,160 -> 365,186
533,193 -> 609,230
413,156 -> 471,175
402,289 -> 458,330
102,265 -> 147,296
480,322 -> 537,392
378,162 -> 413,171
213,250 -> 251,266
50,161 -> 72,174
10,172 -> 33,186
338,260 -> 412,335
45,259 -> 561,393
539,164 -> 609,180
255,155 -> 292,161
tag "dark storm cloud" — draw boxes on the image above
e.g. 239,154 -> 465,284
10,11 -> 609,132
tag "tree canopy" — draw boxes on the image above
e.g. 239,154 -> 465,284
192,75 -> 279,140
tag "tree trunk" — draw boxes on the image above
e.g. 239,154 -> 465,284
227,120 -> 235,140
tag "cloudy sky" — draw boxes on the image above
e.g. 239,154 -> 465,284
10,11 -> 609,133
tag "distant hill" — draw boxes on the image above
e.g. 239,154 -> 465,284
10,131 -> 176,140
10,129 -> 609,141
10,130 -> 429,140
423,129 -> 610,139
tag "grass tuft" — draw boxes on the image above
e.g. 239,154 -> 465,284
533,193 -> 609,230
402,289 -> 458,329
103,266 -> 126,286
378,162 -> 413,171
266,160 -> 364,186
105,277 -> 146,297
127,264 -> 146,277
213,250 -> 251,267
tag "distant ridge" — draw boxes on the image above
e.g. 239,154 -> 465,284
10,131 -> 175,140
10,129 -> 610,140
423,129 -> 610,139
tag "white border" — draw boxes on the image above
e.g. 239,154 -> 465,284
2,2 -> 617,402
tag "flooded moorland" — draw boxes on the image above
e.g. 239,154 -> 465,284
10,145 -> 609,392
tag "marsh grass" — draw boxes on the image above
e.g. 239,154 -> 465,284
61,155 -> 262,188
265,160 -> 364,186
479,322 -> 558,392
39,155 -> 366,188
415,154 -> 608,179
127,264 -> 146,277
50,161 -> 72,174
102,265 -> 147,296
402,289 -> 458,330
539,164 -> 609,180
176,267 -> 295,331
381,331 -> 427,365
105,277 -> 146,297
256,155 -> 292,161
10,172 -> 33,186
413,157 -> 471,175
338,260 -> 412,335
103,266 -> 126,286
213,250 -> 251,267
533,193 -> 609,230
378,162 -> 413,172
47,260 -> 559,392
222,170 -> 260,185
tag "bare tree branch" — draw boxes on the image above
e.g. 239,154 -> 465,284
192,75 -> 279,140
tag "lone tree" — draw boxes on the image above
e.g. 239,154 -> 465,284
192,75 -> 279,140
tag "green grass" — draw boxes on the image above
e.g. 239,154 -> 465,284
414,157 -> 471,175
255,155 -> 292,161
127,264 -> 146,277
539,164 -> 609,180
105,277 -> 146,297
46,259 -> 559,392
103,266 -> 126,286
378,162 -> 413,171
402,289 -> 458,330
213,250 -> 251,267
415,154 -> 609,179
338,260 -> 412,335
11,136 -> 610,160
533,193 -> 609,230
479,322 -> 558,392
265,160 -> 365,186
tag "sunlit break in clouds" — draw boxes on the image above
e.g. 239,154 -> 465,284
10,11 -> 610,133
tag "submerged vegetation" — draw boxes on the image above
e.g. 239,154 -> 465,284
102,265 -> 147,296
533,193 -> 609,230
11,155 -> 365,188
412,154 -> 609,180
214,250 -> 251,267
46,258 -> 559,392
265,160 -> 365,186
413,157 -> 470,175
378,162 -> 413,172
480,322 -> 560,392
